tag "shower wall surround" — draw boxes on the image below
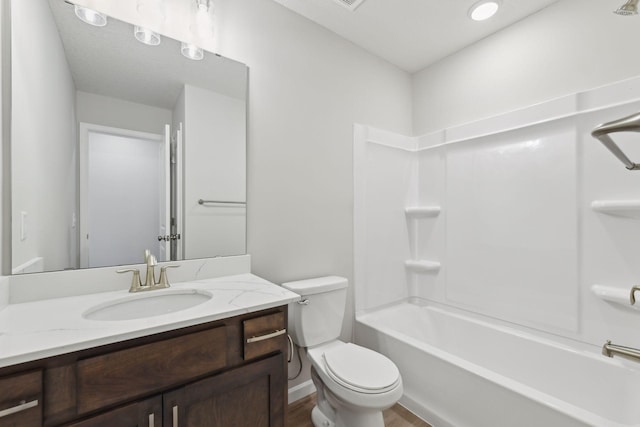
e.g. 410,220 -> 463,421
355,75 -> 640,348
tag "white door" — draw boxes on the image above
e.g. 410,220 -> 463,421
157,124 -> 171,261
79,123 -> 165,268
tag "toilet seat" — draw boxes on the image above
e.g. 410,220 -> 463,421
322,343 -> 400,394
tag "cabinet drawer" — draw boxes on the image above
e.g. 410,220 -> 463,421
243,312 -> 286,360
66,396 -> 161,427
77,326 -> 227,414
0,370 -> 42,427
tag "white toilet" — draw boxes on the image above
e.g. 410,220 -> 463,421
282,276 -> 403,427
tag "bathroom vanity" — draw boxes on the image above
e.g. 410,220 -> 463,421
0,272 -> 299,427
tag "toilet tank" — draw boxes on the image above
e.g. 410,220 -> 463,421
281,276 -> 348,348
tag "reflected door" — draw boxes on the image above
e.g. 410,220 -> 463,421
157,124 -> 171,262
79,124 -> 166,268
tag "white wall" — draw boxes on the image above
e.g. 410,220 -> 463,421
70,0 -> 412,280
11,0 -> 76,272
412,0 -> 640,135
214,3 -> 412,363
182,84 -> 246,259
181,85 -> 247,259
77,91 -> 172,136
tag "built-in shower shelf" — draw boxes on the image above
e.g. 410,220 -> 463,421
405,260 -> 441,273
591,200 -> 640,219
591,285 -> 640,311
405,206 -> 441,219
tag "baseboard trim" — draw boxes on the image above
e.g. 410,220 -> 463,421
288,379 -> 316,404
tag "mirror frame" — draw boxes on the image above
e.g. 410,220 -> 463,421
2,0 -> 12,276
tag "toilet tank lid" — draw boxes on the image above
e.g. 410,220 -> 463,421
281,276 -> 348,295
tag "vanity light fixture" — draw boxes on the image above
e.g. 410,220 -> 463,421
134,26 -> 161,46
614,0 -> 638,15
74,5 -> 107,27
181,42 -> 204,60
468,0 -> 501,21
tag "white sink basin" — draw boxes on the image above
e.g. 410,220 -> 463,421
83,289 -> 212,321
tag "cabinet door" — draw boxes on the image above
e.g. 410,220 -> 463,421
65,396 -> 161,427
164,354 -> 285,427
0,370 -> 42,427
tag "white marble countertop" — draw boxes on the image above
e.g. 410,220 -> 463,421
0,273 -> 300,368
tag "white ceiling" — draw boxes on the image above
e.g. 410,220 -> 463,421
272,0 -> 562,73
48,0 -> 247,110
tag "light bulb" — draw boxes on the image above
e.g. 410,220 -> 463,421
74,5 -> 107,27
181,42 -> 204,60
134,26 -> 161,46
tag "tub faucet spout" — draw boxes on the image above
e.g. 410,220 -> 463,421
602,340 -> 640,363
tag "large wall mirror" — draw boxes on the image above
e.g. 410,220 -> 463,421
8,0 -> 247,274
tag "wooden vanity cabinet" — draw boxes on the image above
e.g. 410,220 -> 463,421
0,370 -> 42,427
163,353 -> 284,427
0,306 -> 288,427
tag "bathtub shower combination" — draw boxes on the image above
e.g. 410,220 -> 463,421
353,77 -> 640,427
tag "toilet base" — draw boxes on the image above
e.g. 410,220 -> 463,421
311,366 -> 386,427
311,405 -> 335,427
312,403 -> 385,427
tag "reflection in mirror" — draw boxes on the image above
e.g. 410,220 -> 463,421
9,0 -> 247,274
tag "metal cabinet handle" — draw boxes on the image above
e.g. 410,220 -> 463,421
246,329 -> 287,344
173,405 -> 179,426
0,399 -> 38,418
148,413 -> 155,426
631,285 -> 640,305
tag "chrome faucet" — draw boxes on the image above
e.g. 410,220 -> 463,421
117,250 -> 180,293
144,254 -> 158,287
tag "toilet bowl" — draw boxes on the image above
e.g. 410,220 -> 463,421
282,276 -> 403,427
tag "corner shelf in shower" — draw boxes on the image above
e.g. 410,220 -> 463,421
591,200 -> 640,219
405,260 -> 441,273
405,206 -> 441,219
591,284 -> 640,311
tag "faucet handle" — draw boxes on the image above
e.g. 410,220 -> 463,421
117,268 -> 143,292
157,265 -> 180,288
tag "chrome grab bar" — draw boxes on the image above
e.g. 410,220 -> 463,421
592,112 -> 640,171
198,199 -> 246,206
602,340 -> 640,362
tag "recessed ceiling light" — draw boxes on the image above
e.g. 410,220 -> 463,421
74,5 -> 107,27
469,0 -> 501,21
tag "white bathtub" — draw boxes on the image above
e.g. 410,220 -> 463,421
355,302 -> 640,427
